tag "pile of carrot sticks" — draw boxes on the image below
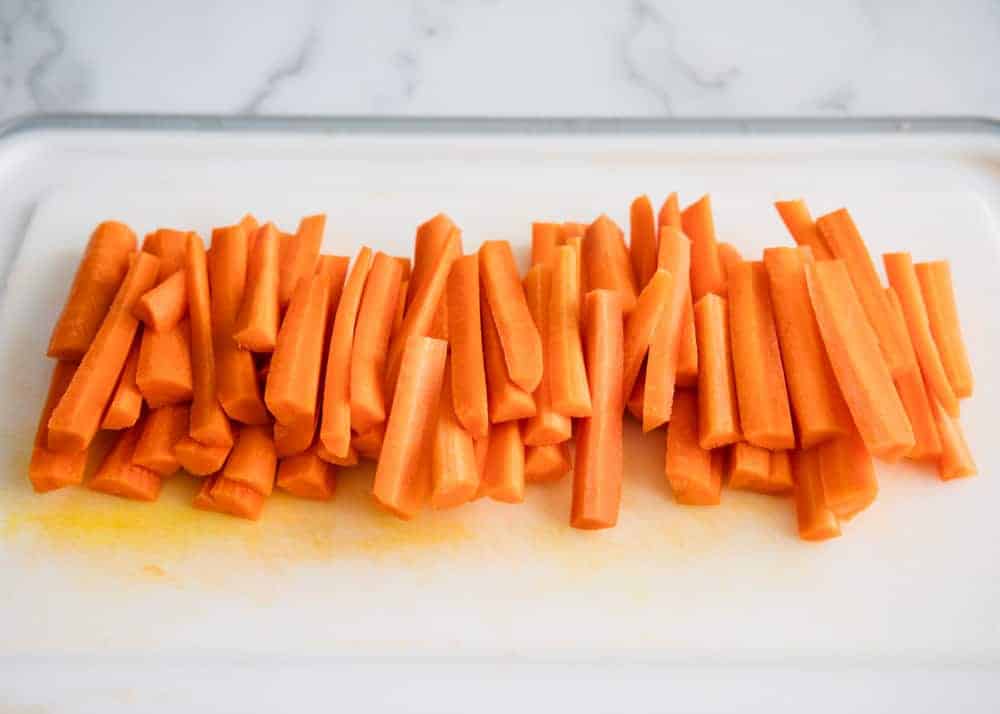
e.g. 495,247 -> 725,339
28,196 -> 976,540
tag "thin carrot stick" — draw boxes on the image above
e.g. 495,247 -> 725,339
482,419 -> 525,504
930,393 -> 977,481
524,442 -> 572,483
408,213 -> 456,310
547,245 -> 591,418
571,289 -> 625,528
792,448 -> 841,541
136,318 -> 193,408
396,256 -> 411,283
101,335 -> 143,430
209,476 -> 266,519
274,415 -> 316,459
482,288 -> 536,423
134,269 -> 187,332
664,389 -> 722,506
222,424 -> 277,497
233,222 -> 281,352
630,195 -> 658,289
622,268 -> 672,402
626,363 -> 645,421
769,450 -> 794,493
531,222 -> 563,266
430,358 -> 480,509
693,294 -> 741,449
658,192 -> 680,228
817,426 -> 877,520
133,404 -> 189,476
717,242 -> 743,290
141,228 -> 187,276
583,215 -> 638,314
915,260 -> 973,399
676,294 -> 699,387
562,234 -> 586,309
47,251 -> 160,453
727,442 -> 771,493
522,263 -> 571,446
446,254 -> 489,439
774,199 -> 834,260
29,361 -> 88,492
174,435 -> 232,476
88,421 -> 162,501
48,221 -> 137,360
279,213 -> 325,308
681,195 -> 725,301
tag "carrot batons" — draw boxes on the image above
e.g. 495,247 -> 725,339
717,242 -> 744,289
583,215 -> 638,314
763,247 -> 851,448
524,442 -> 572,483
373,336 -> 447,519
279,213 -> 325,308
792,448 -> 841,541
522,263 -> 571,446
275,416 -> 317,459
658,192 -> 680,228
531,222 -> 562,267
682,195 -> 725,301
693,294 -> 741,449
430,359 -> 480,509
482,289 -> 536,423
482,420 -> 525,504
817,427 -> 878,520
277,444 -> 336,500
136,318 -> 194,408
727,442 -> 770,493
209,476 -> 266,519
133,404 -> 189,476
222,424 -> 277,497
29,361 -> 88,492
769,450 -> 794,493
48,250 -> 160,453
916,260 -> 973,399
664,390 -> 722,506
629,195 -> 658,289
48,220 -> 137,360
88,423 -> 162,502
141,228 -> 187,276
134,269 -> 187,332
101,336 -> 143,430
233,222 -> 281,352
409,213 -> 456,310
728,261 -> 795,450
446,254 -> 489,439
774,199 -> 834,261
571,290 -> 625,529
931,396 -> 976,481
174,436 -> 232,476
676,295 -> 699,387
316,441 -> 359,467
547,245 -> 591,418
621,269 -> 672,402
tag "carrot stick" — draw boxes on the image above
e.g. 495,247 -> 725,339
883,252 -> 960,417
141,228 -> 187,276
101,335 -> 143,430
133,404 -> 189,476
547,245 -> 591,418
479,240 -> 544,393
408,213 -> 456,310
48,221 -> 137,360
174,435 -> 232,476
571,289 -> 625,528
29,361 -> 88,492
352,423 -> 385,461
915,260 -> 973,399
930,394 -> 977,481
233,222 -> 281,352
681,195 -> 725,301
658,192 -> 681,228
769,450 -> 794,493
816,208 -> 914,377
524,442 -> 572,483
279,213 -> 325,308
630,195 -> 658,289
219,424 -> 277,497
373,336 -> 447,519
350,252 -> 404,432
319,246 -> 374,459
693,294 -> 741,449
676,294 -> 699,387
47,251 -> 160,453
482,288 -> 536,423
474,430 -> 490,485
209,476 -> 266,519
393,279 -> 409,336
583,215 -> 638,314
429,358 -> 480,509
136,318 -> 193,408
622,269 -> 672,402
316,440 -> 359,467
763,246 -> 852,447
428,299 -> 448,340
134,269 -> 187,332
774,199 -> 834,260
643,226 -> 691,431
792,448 -> 841,541
727,261 -> 796,449
482,419 -> 526,504
717,242 -> 743,290
531,222 -> 563,266
274,415 -> 316,459
522,263 -> 571,445
266,255 -> 348,425
805,260 -> 914,461
885,287 -> 942,461
446,254 -> 489,439
562,234 -> 587,310
88,422 -> 162,501
626,363 -> 645,421
396,256 -> 411,283
239,213 -> 259,248
727,442 -> 771,493
560,221 -> 588,239
664,389 -> 722,506
817,427 -> 877,520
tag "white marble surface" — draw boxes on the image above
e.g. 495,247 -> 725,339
1,0 -> 998,123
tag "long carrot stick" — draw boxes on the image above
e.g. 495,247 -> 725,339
101,335 -> 143,430
47,251 -> 160,453
446,254 -> 489,439
763,246 -> 851,447
29,361 -> 88,492
805,259 -> 914,461
132,404 -> 189,476
373,336 -> 447,519
583,215 -> 638,314
430,357 -> 480,509
48,221 -> 137,360
482,419 -> 525,504
658,192 -> 680,228
221,424 -> 277,497
728,261 -> 795,450
531,222 -> 563,266
547,245 -> 591,418
408,213 -> 456,310
524,442 -> 572,483
141,228 -> 187,276
233,222 -> 281,352
209,476 -> 266,519
277,443 -> 337,500
630,195 -> 658,289
88,421 -> 162,501
136,318 -> 193,408
727,442 -> 771,493
571,289 -> 625,528
681,195 -> 726,301
134,269 -> 187,332
482,288 -> 536,423
522,263 -> 571,446
930,393 -> 977,481
792,448 -> 841,541
279,213 -> 325,308
693,294 -> 741,449
774,199 -> 834,260
915,260 -> 973,399
676,294 -> 699,387
664,389 -> 722,506
174,435 -> 232,476
622,268 -> 672,402
817,426 -> 878,520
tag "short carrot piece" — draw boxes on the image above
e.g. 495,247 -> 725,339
524,442 -> 572,483
693,294 -> 741,449
521,263 -> 571,446
29,361 -> 88,492
727,442 -> 771,493
774,199 -> 834,261
630,195 -> 658,289
222,424 -> 277,497
373,336 -> 447,519
233,222 -> 281,352
279,213 -> 325,308
531,222 -> 563,266
547,245 -> 591,418
817,427 -> 878,520
915,260 -> 973,399
446,254 -> 489,439
621,268 -> 672,402
792,448 -> 841,541
316,440 -> 359,467
571,290 -> 625,528
141,228 -> 187,276
274,415 -> 317,459
664,389 -> 722,506
728,261 -> 796,450
48,251 -> 160,453
134,269 -> 187,332
408,213 -> 456,310
174,435 -> 232,477
132,404 -> 189,476
88,422 -> 162,502
101,336 -> 143,430
209,476 -> 266,519
429,358 -> 480,509
658,192 -> 681,228
482,419 -> 526,504
136,318 -> 193,408
48,220 -> 137,360
583,215 -> 638,314
482,288 -> 536,423
930,394 -> 977,481
681,195 -> 726,301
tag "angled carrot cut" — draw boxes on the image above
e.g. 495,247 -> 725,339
665,390 -> 721,506
774,199 -> 834,260
29,361 -> 88,493
717,243 -> 743,292
521,263 -> 571,446
693,293 -> 741,449
930,394 -> 976,481
279,213 -> 325,308
316,440 -> 359,467
482,420 -> 525,504
408,213 -> 456,310
136,318 -> 193,408
352,423 -> 385,461
727,442 -> 771,493
134,269 -> 187,332
531,222 -> 563,266
621,268 -> 672,402
629,195 -> 658,289
209,476 -> 266,519
916,260 -> 973,399
547,245 -> 591,418
174,436 -> 232,477
133,404 -> 189,476
792,448 -> 841,541
88,422 -> 162,502
141,228 -> 187,276
222,424 -> 277,496
482,288 -> 536,423
430,359 -> 480,509
234,222 -> 281,352
101,335 -> 143,430
277,444 -> 337,500
583,215 -> 638,314
524,442 -> 572,483
658,192 -> 680,228
681,195 -> 725,301
817,427 -> 878,520
446,254 -> 489,439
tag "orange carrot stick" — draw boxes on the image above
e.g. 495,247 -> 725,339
429,358 -> 480,509
915,260 -> 973,399
350,252 -> 404,432
562,234 -> 586,309
395,256 -> 411,283
319,246 -> 374,459
583,215 -> 638,314
728,261 -> 796,450
446,254 -> 489,439
676,294 -> 699,387
531,222 -> 563,266
48,221 -> 137,360
428,298 -> 448,341
681,195 -> 725,301
693,294 -> 741,449
47,251 -> 160,453
141,228 -> 187,276
664,389 -> 722,506
769,450 -> 794,493
817,426 -> 877,520
547,245 -> 591,418
816,208 -> 914,377
522,263 -> 571,446
136,318 -> 193,408
134,269 -> 187,332
233,222 -> 281,352
88,422 -> 162,501
174,435 -> 231,476
29,361 -> 88,492
274,415 -> 316,459
658,192 -> 681,228
626,363 -> 645,421
482,288 -> 536,423
630,195 -> 658,289
774,199 -> 834,260
560,221 -> 588,239
408,213 -> 456,310
209,476 -> 266,519
883,252 -> 960,418
239,213 -> 259,246
373,336 -> 447,519
717,242 -> 743,291
132,404 -> 189,476
393,278 -> 409,336
474,430 -> 490,485
930,394 -> 976,481
222,424 -> 277,496
101,335 -> 143,430
763,246 -> 852,447
279,213 -> 325,308
351,423 -> 385,461
805,260 -> 914,461
316,440 -> 359,467
622,269 -> 672,402
792,448 -> 841,541
276,444 -> 338,500
482,419 -> 525,504
727,442 -> 771,493
571,289 -> 625,528
524,442 -> 572,483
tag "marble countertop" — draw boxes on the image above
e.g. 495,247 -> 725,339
2,0 -> 998,123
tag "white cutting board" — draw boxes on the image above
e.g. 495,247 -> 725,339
0,123 -> 998,676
